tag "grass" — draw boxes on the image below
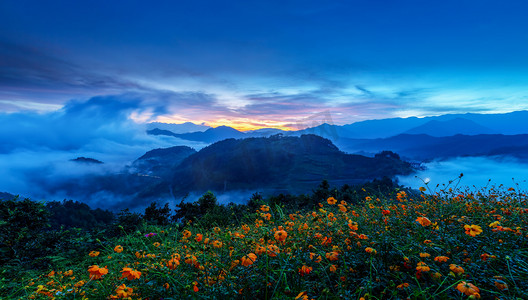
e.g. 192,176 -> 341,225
7,182 -> 528,299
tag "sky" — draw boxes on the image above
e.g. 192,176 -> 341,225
1,0 -> 528,131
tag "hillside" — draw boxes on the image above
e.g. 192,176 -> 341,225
170,134 -> 413,195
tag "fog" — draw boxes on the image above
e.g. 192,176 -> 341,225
398,156 -> 528,192
0,95 -> 208,207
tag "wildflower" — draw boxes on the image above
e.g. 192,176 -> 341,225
326,251 -> 339,261
295,291 -> 309,300
327,197 -> 337,205
120,267 -> 141,280
329,264 -> 337,272
114,245 -> 123,253
89,251 -> 100,257
88,265 -> 108,280
382,209 -> 390,215
64,270 -> 73,276
449,264 -> 464,274
260,205 -> 270,212
274,230 -> 288,242
182,230 -> 192,238
419,252 -> 431,258
456,281 -> 480,296
262,213 -> 271,220
267,244 -> 280,257
240,253 -> 257,267
115,284 -> 133,298
348,221 -> 358,231
298,265 -> 312,276
416,217 -> 432,226
213,240 -> 223,248
338,204 -> 347,212
397,283 -> 409,289
489,221 -> 500,228
255,245 -> 266,255
167,258 -> 180,270
480,253 -> 490,261
195,234 -> 203,242
164,283 -> 170,290
214,227 -> 221,234
193,281 -> 199,292
434,256 -> 449,263
416,262 -> 430,272
185,255 -> 198,265
464,224 -> 483,237
144,232 -> 157,237
419,186 -> 426,192
365,247 -> 377,254
494,279 -> 508,291
423,239 -> 432,244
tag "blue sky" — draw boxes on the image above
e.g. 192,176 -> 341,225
1,0 -> 528,130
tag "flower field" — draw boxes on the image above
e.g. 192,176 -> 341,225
13,185 -> 528,299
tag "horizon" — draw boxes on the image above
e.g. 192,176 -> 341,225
2,1 -> 528,131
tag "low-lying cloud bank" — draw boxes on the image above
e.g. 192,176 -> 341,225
0,94 -> 208,208
398,156 -> 528,192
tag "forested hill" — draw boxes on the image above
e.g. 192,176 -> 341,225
170,134 -> 414,195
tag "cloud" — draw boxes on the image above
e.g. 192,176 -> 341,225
398,156 -> 528,192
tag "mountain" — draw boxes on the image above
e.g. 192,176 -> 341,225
131,146 -> 196,178
170,134 -> 414,196
146,122 -> 210,133
148,126 -> 246,143
404,118 -> 496,136
336,133 -> 528,161
0,192 -> 16,201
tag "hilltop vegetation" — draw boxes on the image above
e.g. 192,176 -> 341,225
1,178 -> 527,299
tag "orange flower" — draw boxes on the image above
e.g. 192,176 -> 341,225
298,265 -> 312,276
494,279 -> 508,291
88,265 -> 108,280
348,221 -> 358,231
326,251 -> 339,261
194,234 -> 203,242
260,205 -> 270,212
365,247 -> 377,254
64,270 -> 73,276
338,204 -> 347,212
120,267 -> 141,280
255,245 -> 266,255
89,251 -> 100,257
182,230 -> 192,238
416,217 -> 432,226
382,209 -> 391,215
434,256 -> 449,263
185,255 -> 198,265
480,253 -> 490,261
274,230 -> 288,242
419,186 -> 426,192
267,244 -> 280,257
114,245 -> 123,253
240,253 -> 257,267
115,284 -> 133,298
464,224 -> 483,237
153,242 -> 161,247
167,258 -> 180,270
416,262 -> 430,272
456,281 -> 480,296
329,264 -> 337,272
449,264 -> 464,274
327,197 -> 337,205
213,240 -> 223,248
397,283 -> 410,289
419,252 -> 431,258
214,227 -> 221,234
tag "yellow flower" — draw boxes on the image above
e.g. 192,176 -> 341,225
115,284 -> 133,298
114,245 -> 123,253
464,224 -> 483,237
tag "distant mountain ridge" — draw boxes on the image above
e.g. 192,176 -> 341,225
147,110 -> 528,142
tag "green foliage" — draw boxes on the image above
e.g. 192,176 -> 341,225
143,202 -> 171,225
46,199 -> 114,230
